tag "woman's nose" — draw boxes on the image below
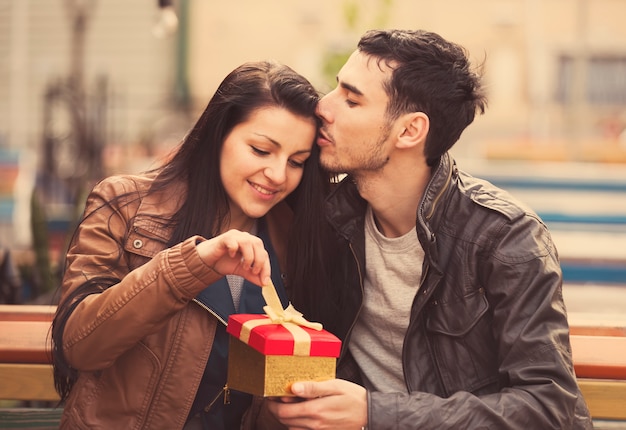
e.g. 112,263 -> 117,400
264,163 -> 287,184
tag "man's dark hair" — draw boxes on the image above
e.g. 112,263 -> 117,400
358,29 -> 487,166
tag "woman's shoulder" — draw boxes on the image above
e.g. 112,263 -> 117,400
89,171 -> 185,217
91,172 -> 158,197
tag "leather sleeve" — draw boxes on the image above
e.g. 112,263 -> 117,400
59,176 -> 222,370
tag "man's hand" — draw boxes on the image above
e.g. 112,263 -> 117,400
267,379 -> 367,430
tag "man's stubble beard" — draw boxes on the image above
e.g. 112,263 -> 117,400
320,124 -> 392,176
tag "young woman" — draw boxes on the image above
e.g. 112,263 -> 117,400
50,60 -> 331,429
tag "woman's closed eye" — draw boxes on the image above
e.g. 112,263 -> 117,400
251,145 -> 308,168
288,158 -> 305,168
251,146 -> 270,156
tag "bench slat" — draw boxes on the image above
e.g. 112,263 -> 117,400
0,305 -> 55,323
0,321 -> 52,364
0,364 -> 59,401
579,379 -> 626,420
571,335 -> 626,379
571,325 -> 626,337
0,408 -> 63,429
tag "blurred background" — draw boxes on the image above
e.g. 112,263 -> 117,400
0,0 -> 625,313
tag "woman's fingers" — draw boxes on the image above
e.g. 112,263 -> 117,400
197,230 -> 271,285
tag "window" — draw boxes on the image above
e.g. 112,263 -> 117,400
556,55 -> 626,105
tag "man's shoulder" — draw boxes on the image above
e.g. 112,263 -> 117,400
454,170 -> 535,223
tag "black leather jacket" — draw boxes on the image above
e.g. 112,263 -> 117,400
323,153 -> 592,429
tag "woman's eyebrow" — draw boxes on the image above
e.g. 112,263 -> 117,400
254,133 -> 312,155
254,133 -> 281,147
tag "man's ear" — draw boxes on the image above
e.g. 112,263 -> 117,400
397,112 -> 429,149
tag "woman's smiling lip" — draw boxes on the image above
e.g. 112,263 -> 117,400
249,181 -> 278,197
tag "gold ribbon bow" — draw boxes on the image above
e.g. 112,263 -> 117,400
262,280 -> 322,331
240,280 -> 322,356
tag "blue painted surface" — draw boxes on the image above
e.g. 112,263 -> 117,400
481,167 -> 626,285
484,176 -> 626,192
539,213 -> 626,225
459,160 -> 626,302
562,264 -> 626,285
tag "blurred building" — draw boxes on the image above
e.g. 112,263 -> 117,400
186,0 -> 626,163
1,0 -> 626,251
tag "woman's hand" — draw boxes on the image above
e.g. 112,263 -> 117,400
196,229 -> 272,286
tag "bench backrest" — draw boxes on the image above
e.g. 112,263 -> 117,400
0,304 -> 625,420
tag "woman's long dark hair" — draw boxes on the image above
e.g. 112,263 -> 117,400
51,60 -> 333,402
153,60 -> 326,243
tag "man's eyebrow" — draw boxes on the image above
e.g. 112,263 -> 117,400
338,80 -> 364,97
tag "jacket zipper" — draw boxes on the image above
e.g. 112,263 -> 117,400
192,297 -> 228,326
203,385 -> 231,412
191,298 -> 230,413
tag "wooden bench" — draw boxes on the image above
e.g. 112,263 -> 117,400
0,305 -> 58,401
570,319 -> 626,422
1,305 -> 625,426
0,305 -> 61,429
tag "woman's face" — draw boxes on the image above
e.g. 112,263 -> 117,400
220,106 -> 316,226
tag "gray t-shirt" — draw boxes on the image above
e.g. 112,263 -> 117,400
348,205 -> 424,393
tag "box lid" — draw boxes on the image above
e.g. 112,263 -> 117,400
227,314 -> 341,357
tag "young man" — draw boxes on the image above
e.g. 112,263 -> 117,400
267,29 -> 592,429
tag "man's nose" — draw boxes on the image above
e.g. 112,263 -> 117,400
316,94 -> 331,122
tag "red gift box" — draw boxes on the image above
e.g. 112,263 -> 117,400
226,313 -> 341,396
226,314 -> 341,357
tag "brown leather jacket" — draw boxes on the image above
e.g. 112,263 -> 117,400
56,173 -> 292,429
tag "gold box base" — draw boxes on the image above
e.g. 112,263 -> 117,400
227,336 -> 337,397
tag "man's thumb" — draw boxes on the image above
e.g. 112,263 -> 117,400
290,382 -> 315,398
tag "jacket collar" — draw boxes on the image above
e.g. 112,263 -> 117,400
325,153 -> 457,263
416,153 -> 456,258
